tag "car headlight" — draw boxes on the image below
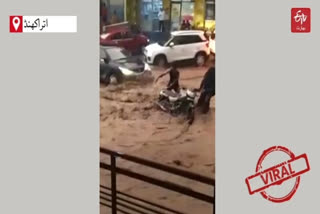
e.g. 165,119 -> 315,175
144,63 -> 151,71
144,48 -> 151,55
119,67 -> 134,76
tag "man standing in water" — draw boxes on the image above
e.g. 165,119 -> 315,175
155,63 -> 180,93
197,61 -> 215,114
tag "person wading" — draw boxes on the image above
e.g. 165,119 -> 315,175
155,63 -> 180,93
197,63 -> 215,114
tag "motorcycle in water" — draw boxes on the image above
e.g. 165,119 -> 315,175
156,88 -> 197,124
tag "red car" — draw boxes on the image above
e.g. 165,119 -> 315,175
100,29 -> 149,54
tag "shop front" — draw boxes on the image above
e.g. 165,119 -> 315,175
203,0 -> 215,30
165,0 -> 215,31
124,0 -> 215,32
139,0 -> 163,32
170,0 -> 194,31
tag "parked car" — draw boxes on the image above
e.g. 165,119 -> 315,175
100,29 -> 149,55
209,30 -> 215,55
143,30 -> 210,67
100,46 -> 151,86
209,38 -> 215,55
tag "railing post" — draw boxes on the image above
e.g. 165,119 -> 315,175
213,186 -> 215,214
213,201 -> 215,214
111,155 -> 117,214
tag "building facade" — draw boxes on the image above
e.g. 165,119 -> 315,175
125,0 -> 215,32
100,0 -> 126,25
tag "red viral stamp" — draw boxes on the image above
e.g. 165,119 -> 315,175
245,146 -> 310,203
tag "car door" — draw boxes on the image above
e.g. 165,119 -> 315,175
101,47 -> 114,64
181,35 -> 204,59
110,32 -> 123,47
100,46 -> 107,63
165,36 -> 187,62
115,31 -> 136,52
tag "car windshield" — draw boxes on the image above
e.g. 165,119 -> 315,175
158,41 -> 165,46
106,48 -> 129,61
159,35 -> 174,46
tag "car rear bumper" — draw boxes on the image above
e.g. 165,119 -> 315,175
122,64 -> 151,79
123,70 -> 153,83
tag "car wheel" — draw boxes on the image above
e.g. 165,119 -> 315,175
110,74 -> 118,84
101,72 -> 111,86
154,55 -> 167,68
195,52 -> 206,67
106,72 -> 123,86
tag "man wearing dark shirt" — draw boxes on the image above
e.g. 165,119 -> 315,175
155,63 -> 180,93
197,66 -> 215,113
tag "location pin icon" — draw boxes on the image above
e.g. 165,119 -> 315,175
12,17 -> 20,31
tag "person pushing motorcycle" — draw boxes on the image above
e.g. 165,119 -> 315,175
197,66 -> 215,114
155,62 -> 180,93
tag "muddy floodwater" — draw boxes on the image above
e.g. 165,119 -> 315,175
100,65 -> 215,214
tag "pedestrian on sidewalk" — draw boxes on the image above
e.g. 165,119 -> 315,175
111,10 -> 118,24
186,20 -> 191,30
158,8 -> 165,32
181,20 -> 187,30
101,3 -> 108,25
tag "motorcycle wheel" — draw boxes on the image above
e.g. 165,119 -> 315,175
156,99 -> 170,113
186,106 -> 195,125
104,71 -> 123,86
171,110 -> 180,117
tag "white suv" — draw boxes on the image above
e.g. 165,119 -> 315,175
144,30 -> 210,67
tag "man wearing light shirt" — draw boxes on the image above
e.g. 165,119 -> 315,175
158,8 -> 165,32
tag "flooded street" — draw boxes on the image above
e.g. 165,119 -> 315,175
100,65 -> 215,214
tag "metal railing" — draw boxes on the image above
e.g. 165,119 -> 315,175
100,147 -> 215,214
